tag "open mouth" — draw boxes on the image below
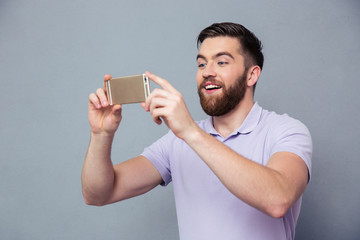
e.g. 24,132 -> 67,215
205,84 -> 221,90
204,83 -> 222,93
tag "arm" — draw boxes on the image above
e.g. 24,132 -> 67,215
144,71 -> 308,218
81,74 -> 162,206
183,128 -> 308,218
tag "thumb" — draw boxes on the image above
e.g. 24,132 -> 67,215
111,104 -> 122,115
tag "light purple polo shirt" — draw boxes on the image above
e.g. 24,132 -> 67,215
141,102 -> 312,240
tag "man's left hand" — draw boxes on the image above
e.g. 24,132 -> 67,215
143,71 -> 197,140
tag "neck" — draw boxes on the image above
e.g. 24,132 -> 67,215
212,96 -> 254,138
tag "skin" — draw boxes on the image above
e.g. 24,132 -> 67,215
82,36 -> 308,218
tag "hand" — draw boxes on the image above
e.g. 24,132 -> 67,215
143,71 -> 197,140
88,74 -> 122,136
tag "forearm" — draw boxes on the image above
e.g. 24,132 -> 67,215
82,133 -> 116,205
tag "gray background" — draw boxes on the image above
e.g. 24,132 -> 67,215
0,0 -> 359,239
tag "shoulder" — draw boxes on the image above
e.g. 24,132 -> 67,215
259,107 -> 313,175
260,108 -> 311,138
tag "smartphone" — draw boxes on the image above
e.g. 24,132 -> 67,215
105,74 -> 150,105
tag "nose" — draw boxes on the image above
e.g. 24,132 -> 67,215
202,62 -> 217,79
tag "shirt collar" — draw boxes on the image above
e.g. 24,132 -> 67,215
204,102 -> 263,136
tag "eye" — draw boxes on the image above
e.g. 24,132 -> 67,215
198,62 -> 206,68
218,61 -> 227,66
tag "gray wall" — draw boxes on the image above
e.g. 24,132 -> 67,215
1,0 -> 359,239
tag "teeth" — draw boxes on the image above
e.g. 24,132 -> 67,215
205,84 -> 221,90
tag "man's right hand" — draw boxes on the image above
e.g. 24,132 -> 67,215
88,74 -> 122,135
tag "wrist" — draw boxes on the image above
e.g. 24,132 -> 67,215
181,123 -> 204,145
90,128 -> 116,137
90,131 -> 116,144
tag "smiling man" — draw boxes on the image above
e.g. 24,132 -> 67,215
82,22 -> 312,240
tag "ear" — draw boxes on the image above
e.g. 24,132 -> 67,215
246,65 -> 261,87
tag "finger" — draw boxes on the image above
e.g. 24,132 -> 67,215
89,93 -> 102,109
148,98 -> 172,126
151,110 -> 163,125
96,88 -> 109,107
145,71 -> 177,92
103,74 -> 112,91
151,108 -> 167,125
104,74 -> 112,80
145,88 -> 173,111
111,104 -> 122,116
149,97 -> 169,115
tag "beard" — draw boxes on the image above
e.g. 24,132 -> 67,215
198,72 -> 247,117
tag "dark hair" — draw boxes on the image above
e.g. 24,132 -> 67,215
197,22 -> 264,70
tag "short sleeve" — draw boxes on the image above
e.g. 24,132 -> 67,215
270,116 -> 313,181
141,131 -> 173,186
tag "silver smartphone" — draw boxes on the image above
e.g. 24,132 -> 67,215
105,74 -> 150,105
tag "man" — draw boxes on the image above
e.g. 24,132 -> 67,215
82,22 -> 312,240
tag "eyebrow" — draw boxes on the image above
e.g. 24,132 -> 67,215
196,51 -> 235,61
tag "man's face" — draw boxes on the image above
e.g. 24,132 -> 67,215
196,36 -> 248,116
